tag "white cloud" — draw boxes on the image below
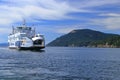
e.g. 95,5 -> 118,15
0,0 -> 119,27
69,0 -> 120,8
0,0 -> 81,27
103,17 -> 120,29
99,13 -> 120,17
92,13 -> 120,29
0,27 -> 11,34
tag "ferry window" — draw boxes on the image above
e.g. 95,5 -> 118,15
29,27 -> 31,30
36,35 -> 38,37
20,34 -> 26,37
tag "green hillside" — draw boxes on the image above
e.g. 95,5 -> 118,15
47,29 -> 120,47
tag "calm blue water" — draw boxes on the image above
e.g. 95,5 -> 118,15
0,47 -> 120,80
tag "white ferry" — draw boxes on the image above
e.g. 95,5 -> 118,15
8,21 -> 45,50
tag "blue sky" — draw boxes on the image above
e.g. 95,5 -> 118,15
0,0 -> 120,44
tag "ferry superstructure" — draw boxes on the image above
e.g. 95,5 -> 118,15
8,21 -> 45,50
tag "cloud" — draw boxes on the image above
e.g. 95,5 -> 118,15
0,0 -> 119,27
0,0 -> 81,26
0,27 -> 11,34
91,13 -> 120,29
99,13 -> 120,17
69,0 -> 120,8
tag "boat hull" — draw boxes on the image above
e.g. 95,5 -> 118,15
9,46 -> 45,50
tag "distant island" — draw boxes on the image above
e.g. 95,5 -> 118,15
47,29 -> 120,48
0,43 -> 8,47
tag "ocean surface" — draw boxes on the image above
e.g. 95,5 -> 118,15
0,47 -> 120,80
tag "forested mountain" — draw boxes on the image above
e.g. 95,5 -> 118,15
47,29 -> 120,48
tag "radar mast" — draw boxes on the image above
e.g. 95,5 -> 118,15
23,19 -> 26,27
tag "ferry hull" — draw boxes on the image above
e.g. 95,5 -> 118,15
19,46 -> 45,50
9,46 -> 45,50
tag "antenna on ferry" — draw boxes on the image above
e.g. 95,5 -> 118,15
34,27 -> 36,35
12,26 -> 14,34
23,19 -> 26,27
